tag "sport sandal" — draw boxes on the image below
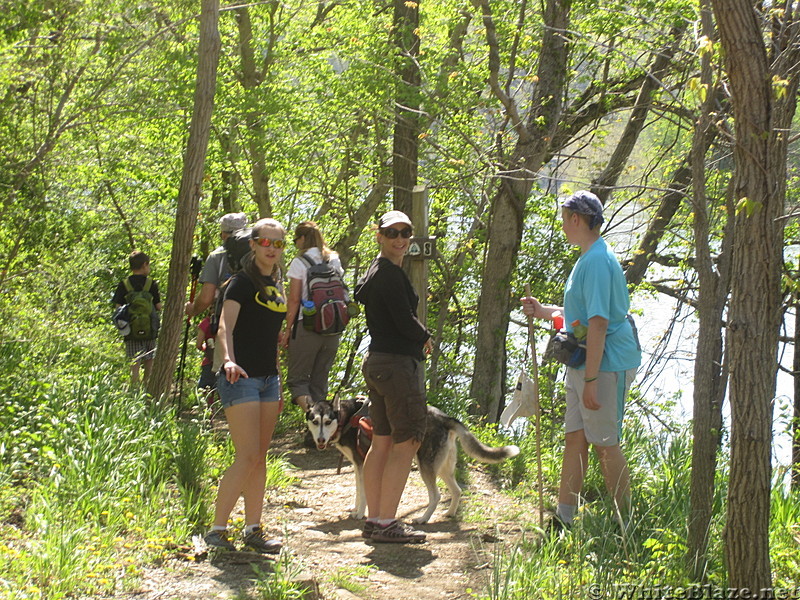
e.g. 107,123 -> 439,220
243,526 -> 282,554
204,529 -> 237,551
362,520 -> 377,539
371,520 -> 426,544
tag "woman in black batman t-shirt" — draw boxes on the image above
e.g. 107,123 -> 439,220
203,218 -> 287,555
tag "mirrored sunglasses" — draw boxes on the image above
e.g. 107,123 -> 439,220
253,237 -> 286,249
380,227 -> 413,239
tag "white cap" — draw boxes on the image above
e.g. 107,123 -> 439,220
500,371 -> 539,427
378,210 -> 412,229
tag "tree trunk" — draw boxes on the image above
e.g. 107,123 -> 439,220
147,0 -> 221,400
392,0 -> 420,214
687,2 -> 730,580
470,0 -> 570,420
712,0 -> 787,590
236,5 -> 275,218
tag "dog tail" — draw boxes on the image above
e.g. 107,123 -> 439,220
447,416 -> 520,463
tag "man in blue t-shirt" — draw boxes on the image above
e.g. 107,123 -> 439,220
521,190 -> 641,532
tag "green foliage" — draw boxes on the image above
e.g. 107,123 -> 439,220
251,551 -> 310,600
769,483 -> 800,587
0,324 -> 298,598
0,0 -> 796,596
328,564 -> 378,594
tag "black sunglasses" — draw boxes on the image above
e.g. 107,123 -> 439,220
380,227 -> 413,239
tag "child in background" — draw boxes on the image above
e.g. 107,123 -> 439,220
112,251 -> 162,385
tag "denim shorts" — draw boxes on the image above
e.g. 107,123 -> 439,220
216,373 -> 280,409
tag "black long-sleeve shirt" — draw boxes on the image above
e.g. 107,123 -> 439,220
354,256 -> 430,361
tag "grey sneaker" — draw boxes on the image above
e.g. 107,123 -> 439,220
243,526 -> 282,554
371,520 -> 426,544
204,529 -> 236,551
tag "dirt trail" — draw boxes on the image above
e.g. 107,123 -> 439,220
125,431 -> 534,600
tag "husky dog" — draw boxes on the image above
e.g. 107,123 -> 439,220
306,396 -> 520,523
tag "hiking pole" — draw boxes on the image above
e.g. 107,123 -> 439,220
525,283 -> 545,530
177,256 -> 203,408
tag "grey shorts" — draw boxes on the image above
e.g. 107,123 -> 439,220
362,352 -> 427,444
564,368 -> 637,446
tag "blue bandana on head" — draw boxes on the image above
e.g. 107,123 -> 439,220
562,191 -> 605,230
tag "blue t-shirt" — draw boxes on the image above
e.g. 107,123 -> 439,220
563,238 -> 641,372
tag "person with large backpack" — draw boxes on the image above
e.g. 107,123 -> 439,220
280,221 -> 351,412
112,251 -> 162,385
184,212 -> 249,320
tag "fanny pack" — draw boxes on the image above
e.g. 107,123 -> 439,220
544,331 -> 586,367
545,314 -> 639,368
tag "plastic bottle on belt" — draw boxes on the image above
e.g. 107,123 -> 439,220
571,319 -> 588,341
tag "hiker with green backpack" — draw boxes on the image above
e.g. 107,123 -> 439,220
112,251 -> 162,385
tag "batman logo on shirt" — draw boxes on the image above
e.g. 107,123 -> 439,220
255,285 -> 287,313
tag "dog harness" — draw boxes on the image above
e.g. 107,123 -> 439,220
331,399 -> 373,473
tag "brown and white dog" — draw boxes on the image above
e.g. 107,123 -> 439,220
305,396 -> 520,523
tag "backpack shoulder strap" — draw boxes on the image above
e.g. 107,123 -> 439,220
123,276 -> 152,294
300,253 -> 318,269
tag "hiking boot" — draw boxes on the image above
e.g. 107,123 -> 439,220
362,521 -> 377,539
371,520 -> 426,544
544,516 -> 570,537
204,529 -> 237,551
242,527 -> 282,554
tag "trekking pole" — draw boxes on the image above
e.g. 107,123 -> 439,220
525,283 -> 545,530
177,256 -> 203,407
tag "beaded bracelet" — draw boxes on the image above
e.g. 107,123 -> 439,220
584,376 -> 598,383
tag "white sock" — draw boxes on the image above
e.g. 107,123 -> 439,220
556,503 -> 576,525
245,524 -> 260,535
210,525 -> 227,532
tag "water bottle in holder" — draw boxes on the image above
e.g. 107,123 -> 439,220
302,300 -> 316,331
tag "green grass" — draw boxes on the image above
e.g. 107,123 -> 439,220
328,564 -> 377,594
0,333 -> 299,599
471,417 -> 800,600
250,550 -> 310,600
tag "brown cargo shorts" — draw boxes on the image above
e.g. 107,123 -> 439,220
362,351 -> 427,444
